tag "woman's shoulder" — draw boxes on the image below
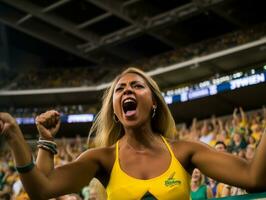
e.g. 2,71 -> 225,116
166,139 -> 207,173
75,145 -> 116,175
167,138 -> 198,151
80,145 -> 116,163
169,138 -> 211,153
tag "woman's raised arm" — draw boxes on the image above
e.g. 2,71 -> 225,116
0,112 -> 101,199
178,131 -> 266,192
35,110 -> 60,176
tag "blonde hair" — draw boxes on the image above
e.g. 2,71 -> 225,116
89,67 -> 177,147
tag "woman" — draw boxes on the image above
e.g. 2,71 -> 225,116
1,67 -> 266,200
190,169 -> 213,199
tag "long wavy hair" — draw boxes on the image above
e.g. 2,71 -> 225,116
89,67 -> 177,147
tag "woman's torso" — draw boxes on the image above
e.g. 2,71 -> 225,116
102,137 -> 191,200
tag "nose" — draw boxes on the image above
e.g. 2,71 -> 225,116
123,85 -> 133,95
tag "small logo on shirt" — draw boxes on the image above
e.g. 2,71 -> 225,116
164,172 -> 181,187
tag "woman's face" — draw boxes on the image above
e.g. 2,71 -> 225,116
233,132 -> 241,142
192,168 -> 201,182
248,136 -> 255,144
113,73 -> 155,129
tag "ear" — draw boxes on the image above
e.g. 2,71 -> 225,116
152,96 -> 157,109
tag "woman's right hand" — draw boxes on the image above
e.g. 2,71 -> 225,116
35,110 -> 61,140
0,112 -> 24,144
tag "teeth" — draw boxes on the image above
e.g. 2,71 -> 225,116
124,99 -> 135,103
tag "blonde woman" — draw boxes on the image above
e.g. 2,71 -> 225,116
1,67 -> 266,200
190,168 -> 213,200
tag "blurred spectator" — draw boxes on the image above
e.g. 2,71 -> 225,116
213,141 -> 231,198
1,104 -> 97,119
207,177 -> 218,197
199,120 -> 213,144
214,141 -> 227,152
228,131 -> 247,153
190,168 -> 213,199
245,144 -> 256,162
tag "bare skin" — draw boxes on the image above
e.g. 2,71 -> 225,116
1,73 -> 266,199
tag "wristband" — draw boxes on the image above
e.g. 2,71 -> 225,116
15,157 -> 35,173
37,139 -> 58,155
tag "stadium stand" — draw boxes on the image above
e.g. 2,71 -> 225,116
1,22 -> 266,90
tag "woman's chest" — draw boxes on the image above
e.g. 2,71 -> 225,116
119,151 -> 171,180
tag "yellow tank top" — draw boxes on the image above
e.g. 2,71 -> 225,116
106,136 -> 191,200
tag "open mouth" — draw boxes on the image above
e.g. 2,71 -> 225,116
122,98 -> 137,117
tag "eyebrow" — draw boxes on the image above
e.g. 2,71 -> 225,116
116,80 -> 144,87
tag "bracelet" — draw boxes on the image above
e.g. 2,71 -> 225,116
38,139 -> 57,146
15,157 -> 35,174
37,139 -> 58,155
38,144 -> 58,154
39,137 -> 54,141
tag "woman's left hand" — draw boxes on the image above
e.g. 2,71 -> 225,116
35,110 -> 61,140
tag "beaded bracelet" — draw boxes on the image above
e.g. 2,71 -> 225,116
38,139 -> 57,146
37,139 -> 58,155
15,156 -> 35,173
38,144 -> 58,154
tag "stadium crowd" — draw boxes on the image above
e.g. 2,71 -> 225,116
0,22 -> 265,91
0,106 -> 265,199
1,104 -> 97,119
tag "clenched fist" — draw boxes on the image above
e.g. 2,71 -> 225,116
0,112 -> 23,144
35,110 -> 61,140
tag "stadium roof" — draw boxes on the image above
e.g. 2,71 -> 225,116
1,0 -> 266,67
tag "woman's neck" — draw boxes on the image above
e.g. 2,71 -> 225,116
121,126 -> 162,152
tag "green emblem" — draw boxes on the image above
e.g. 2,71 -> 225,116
164,172 -> 181,187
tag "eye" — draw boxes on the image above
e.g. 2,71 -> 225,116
115,87 -> 123,92
134,84 -> 144,89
